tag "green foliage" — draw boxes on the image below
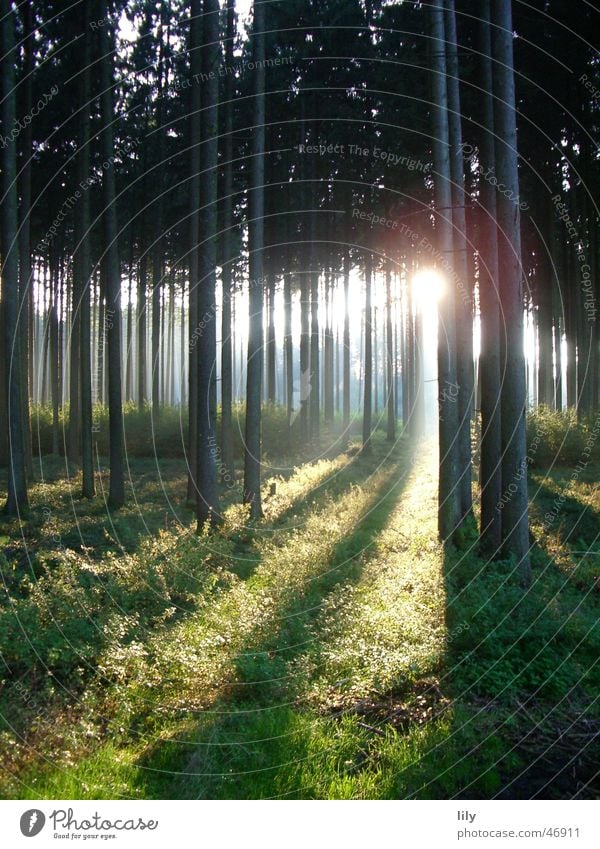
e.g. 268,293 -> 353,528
28,403 -> 355,463
526,406 -> 600,468
1,440 -> 599,800
446,549 -> 600,702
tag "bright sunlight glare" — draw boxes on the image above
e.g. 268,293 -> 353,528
412,268 -> 446,310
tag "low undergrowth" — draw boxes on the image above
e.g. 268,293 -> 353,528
0,424 -> 598,799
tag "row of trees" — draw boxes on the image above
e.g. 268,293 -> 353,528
1,0 -> 598,579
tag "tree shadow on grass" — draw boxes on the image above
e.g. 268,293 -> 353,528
229,437 -> 412,582
529,476 -> 600,551
125,452 -> 417,800
440,529 -> 600,800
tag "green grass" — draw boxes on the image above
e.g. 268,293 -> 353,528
1,416 -> 599,799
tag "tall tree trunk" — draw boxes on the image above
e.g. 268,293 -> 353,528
98,0 -> 125,507
137,251 -> 147,409
284,266 -> 293,429
243,0 -> 266,518
362,253 -> 373,453
18,0 -> 34,478
386,259 -> 395,441
478,0 -> 502,554
492,0 -> 530,582
373,301 -> 379,415
78,8 -> 95,499
445,0 -> 473,520
50,256 -> 60,454
343,244 -> 351,430
125,239 -> 134,402
324,273 -> 334,423
187,0 -> 201,502
151,0 -> 169,428
430,0 -> 460,542
1,0 -> 28,513
309,194 -> 320,439
220,0 -> 236,478
196,0 -> 220,527
267,274 -> 276,404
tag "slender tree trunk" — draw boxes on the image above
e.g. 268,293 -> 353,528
0,286 -> 7,469
220,0 -> 236,478
309,199 -> 320,439
362,253 -> 373,453
243,0 -> 266,518
196,0 -> 220,527
343,245 -> 351,430
284,267 -> 293,429
126,240 -> 134,402
401,277 -> 410,428
152,1 -> 168,429
386,260 -> 396,441
478,0 -> 502,554
18,0 -> 34,478
50,257 -> 60,454
492,0 -> 530,582
1,0 -> 28,513
445,0 -> 473,520
98,0 -> 125,507
137,251 -> 147,408
78,9 -> 95,499
187,0 -> 202,501
267,274 -> 276,404
430,0 -> 460,541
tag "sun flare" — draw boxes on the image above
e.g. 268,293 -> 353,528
412,268 -> 446,310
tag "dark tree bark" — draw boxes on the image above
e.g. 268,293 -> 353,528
151,1 -> 168,428
18,0 -> 34,478
98,0 -> 125,507
284,265 -> 293,429
267,274 -> 276,404
244,0 -> 266,519
243,0 -> 266,518
78,9 -> 95,499
125,239 -> 134,402
137,251 -> 147,409
445,0 -> 473,520
386,259 -> 395,441
492,0 -> 530,582
309,191 -> 320,440
196,0 -> 220,527
324,272 -> 334,423
220,0 -> 236,478
478,0 -> 501,554
50,255 -> 60,455
187,0 -> 201,502
362,253 -> 373,453
343,243 -> 351,430
1,0 -> 28,513
430,0 -> 460,541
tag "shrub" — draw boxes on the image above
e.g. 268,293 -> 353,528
526,405 -> 599,467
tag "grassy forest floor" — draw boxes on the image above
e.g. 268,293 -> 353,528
0,424 -> 599,799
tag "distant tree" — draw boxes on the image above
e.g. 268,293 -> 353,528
362,252 -> 373,453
